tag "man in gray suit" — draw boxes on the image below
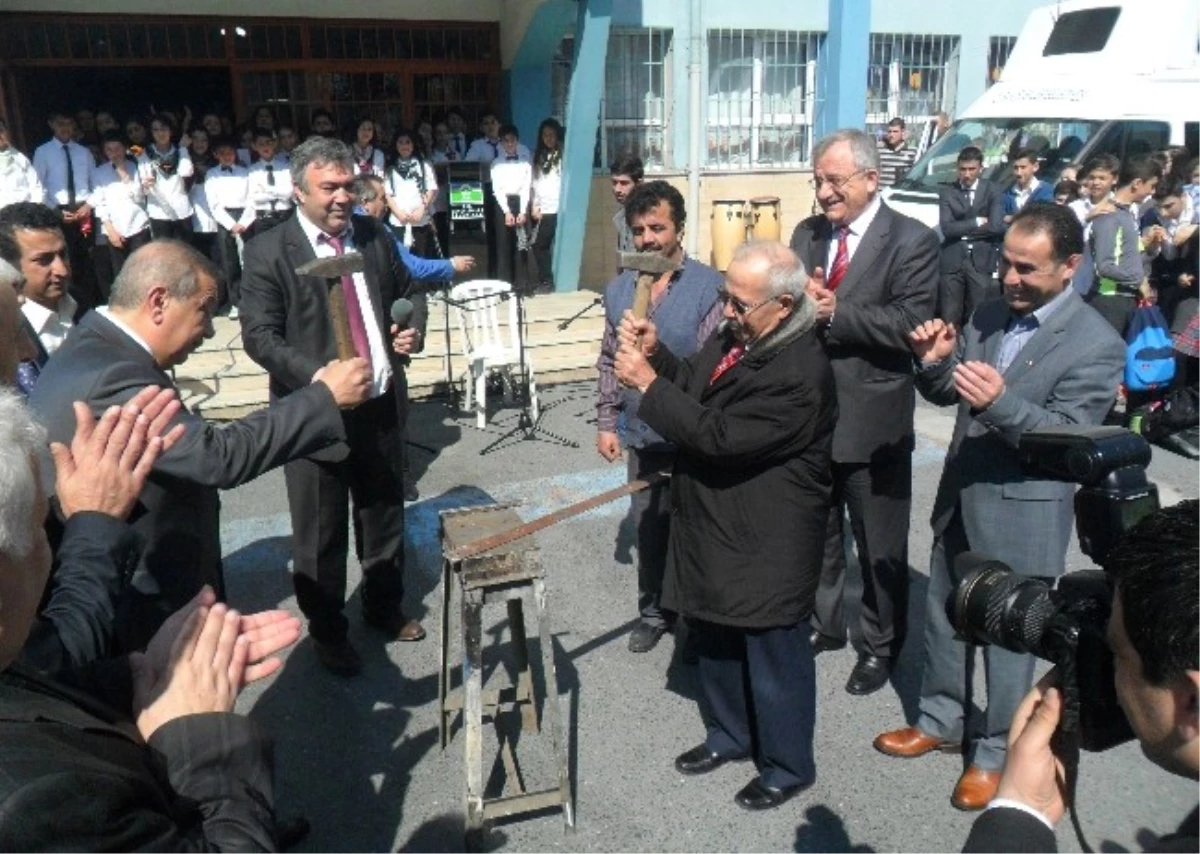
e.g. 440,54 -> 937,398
874,203 -> 1125,811
790,128 -> 939,696
28,239 -> 372,651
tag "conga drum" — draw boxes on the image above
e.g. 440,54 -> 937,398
711,199 -> 747,271
747,195 -> 782,242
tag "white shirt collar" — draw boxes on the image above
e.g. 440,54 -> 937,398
97,306 -> 154,357
844,194 -> 883,238
297,209 -> 355,254
21,293 -> 76,333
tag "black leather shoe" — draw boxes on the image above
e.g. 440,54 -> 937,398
846,653 -> 892,695
403,482 -> 419,502
313,638 -> 362,677
674,744 -> 747,776
734,775 -> 813,811
628,620 -> 668,653
275,814 -> 311,851
809,630 -> 847,655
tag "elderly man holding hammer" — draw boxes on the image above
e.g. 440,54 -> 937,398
596,180 -> 722,654
240,136 -> 428,677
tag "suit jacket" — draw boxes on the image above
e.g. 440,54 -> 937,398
0,664 -> 277,851
639,315 -> 837,628
239,213 -> 427,463
1002,180 -> 1055,216
939,179 -> 1007,274
28,311 -> 347,647
964,805 -> 1200,853
918,291 -> 1124,570
790,202 -> 940,463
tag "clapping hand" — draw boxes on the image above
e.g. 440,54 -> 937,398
806,266 -> 836,322
908,319 -> 957,364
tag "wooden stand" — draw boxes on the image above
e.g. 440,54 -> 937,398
438,504 -> 574,841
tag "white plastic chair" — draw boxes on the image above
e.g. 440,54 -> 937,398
448,279 -> 539,429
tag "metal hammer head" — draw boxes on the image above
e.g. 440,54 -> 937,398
295,252 -> 366,279
619,251 -> 678,277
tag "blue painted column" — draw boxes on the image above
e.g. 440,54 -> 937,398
814,0 -> 870,140
553,0 -> 612,290
507,1 -> 576,144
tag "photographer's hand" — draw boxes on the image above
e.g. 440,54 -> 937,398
995,669 -> 1068,826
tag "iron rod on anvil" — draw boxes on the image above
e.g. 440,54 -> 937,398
295,252 -> 367,361
444,472 -> 671,563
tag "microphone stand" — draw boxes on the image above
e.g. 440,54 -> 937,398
557,296 -> 602,331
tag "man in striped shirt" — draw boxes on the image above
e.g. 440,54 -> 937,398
876,118 -> 917,188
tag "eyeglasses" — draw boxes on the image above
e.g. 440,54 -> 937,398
718,289 -> 780,317
808,169 -> 870,191
358,191 -> 378,202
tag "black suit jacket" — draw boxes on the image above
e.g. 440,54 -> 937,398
789,202 -> 940,463
938,179 -> 1007,274
964,805 -> 1200,853
239,213 -> 427,463
28,311 -> 347,647
0,664 -> 277,851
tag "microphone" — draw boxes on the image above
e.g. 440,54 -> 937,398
390,297 -> 414,331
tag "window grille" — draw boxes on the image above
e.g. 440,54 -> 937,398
866,33 -> 959,137
705,29 -> 824,169
988,36 -> 1017,88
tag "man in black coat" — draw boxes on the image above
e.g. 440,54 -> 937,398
239,136 -> 429,676
28,240 -> 371,652
615,241 -> 836,811
789,128 -> 939,695
938,145 -> 1006,327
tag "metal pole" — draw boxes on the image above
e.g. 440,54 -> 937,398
687,0 -> 702,257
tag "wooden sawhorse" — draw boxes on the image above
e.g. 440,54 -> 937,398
438,504 -> 574,840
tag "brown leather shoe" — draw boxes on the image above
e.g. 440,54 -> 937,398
951,765 -> 1001,811
873,726 -> 959,758
364,608 -> 426,642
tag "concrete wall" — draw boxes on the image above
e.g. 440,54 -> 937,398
578,171 -> 818,289
0,0 -> 502,21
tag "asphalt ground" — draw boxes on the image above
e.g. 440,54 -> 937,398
222,383 -> 1199,853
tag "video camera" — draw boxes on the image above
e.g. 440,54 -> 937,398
946,425 -> 1159,752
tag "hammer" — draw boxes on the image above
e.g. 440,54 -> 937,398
618,251 -> 678,335
296,253 -> 367,360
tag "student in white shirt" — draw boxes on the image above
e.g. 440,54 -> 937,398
530,118 -> 563,294
188,128 -> 220,263
350,118 -> 386,178
385,129 -> 439,258
467,111 -> 528,278
0,119 -> 44,210
32,111 -> 99,309
92,131 -> 151,288
206,138 -> 250,315
137,113 -> 195,241
489,124 -> 533,290
429,122 -> 457,255
1070,154 -> 1120,237
242,129 -> 294,241
445,108 -> 470,161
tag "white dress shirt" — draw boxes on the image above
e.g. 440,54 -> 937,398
91,161 -> 150,239
351,146 -> 386,178
22,293 -> 78,356
466,138 -> 530,166
190,180 -> 217,233
1013,177 -> 1041,212
490,157 -> 532,213
137,146 -> 194,221
205,164 -> 249,231
243,156 -> 294,223
386,160 -> 438,228
0,148 -> 46,208
32,138 -> 95,207
825,194 -> 883,272
295,211 -> 392,398
532,158 -> 562,215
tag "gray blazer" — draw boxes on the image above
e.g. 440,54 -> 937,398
790,202 -> 940,463
28,311 -> 347,648
918,290 -> 1124,570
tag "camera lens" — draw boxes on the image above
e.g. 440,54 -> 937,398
948,560 -> 1059,657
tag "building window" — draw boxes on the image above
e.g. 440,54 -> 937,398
988,36 -> 1016,88
601,29 -> 672,171
706,29 -> 823,169
867,33 -> 959,134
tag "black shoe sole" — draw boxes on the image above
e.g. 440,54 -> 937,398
734,779 -> 814,811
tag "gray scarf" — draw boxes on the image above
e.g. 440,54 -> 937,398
739,292 -> 818,369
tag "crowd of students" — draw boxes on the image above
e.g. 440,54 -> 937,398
0,103 -> 566,319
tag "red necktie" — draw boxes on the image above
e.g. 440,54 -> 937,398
826,226 -> 850,291
319,232 -> 373,371
709,344 -> 745,385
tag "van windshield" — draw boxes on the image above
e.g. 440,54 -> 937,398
895,118 -> 1106,192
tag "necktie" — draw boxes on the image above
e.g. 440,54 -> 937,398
319,232 -> 373,371
964,184 -> 974,207
507,155 -> 518,161
266,163 -> 275,186
826,226 -> 850,291
15,360 -> 40,396
709,344 -> 745,385
222,166 -> 232,173
63,144 -> 76,207
488,140 -> 499,159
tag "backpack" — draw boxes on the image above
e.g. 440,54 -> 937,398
1124,304 -> 1176,392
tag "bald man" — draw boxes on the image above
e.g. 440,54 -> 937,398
28,239 -> 373,650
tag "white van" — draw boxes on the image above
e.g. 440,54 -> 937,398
884,0 -> 1200,231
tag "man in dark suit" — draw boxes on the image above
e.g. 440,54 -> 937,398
240,136 -> 429,677
615,242 -> 836,811
0,383 -> 303,851
875,204 -> 1125,811
964,501 -> 1197,851
938,145 -> 1006,327
789,128 -> 939,696
28,240 -> 371,651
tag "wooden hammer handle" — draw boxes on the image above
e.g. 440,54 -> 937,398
327,283 -> 357,361
631,272 -> 654,320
